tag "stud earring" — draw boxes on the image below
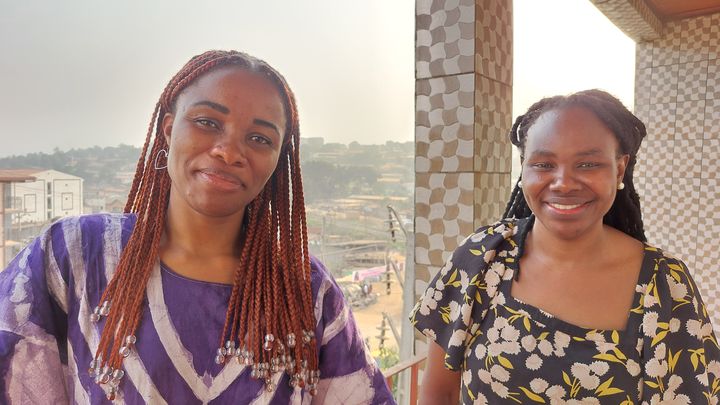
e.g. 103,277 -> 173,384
617,182 -> 625,190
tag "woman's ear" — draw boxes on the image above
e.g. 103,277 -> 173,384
617,154 -> 630,183
162,112 -> 174,147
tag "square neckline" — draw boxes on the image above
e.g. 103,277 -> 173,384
500,217 -> 655,344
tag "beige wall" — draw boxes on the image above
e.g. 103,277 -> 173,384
633,13 -> 720,326
413,0 -> 513,352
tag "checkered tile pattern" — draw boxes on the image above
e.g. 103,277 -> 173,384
676,100 -> 706,140
635,67 -> 652,107
710,13 -> 720,61
473,173 -> 510,229
696,177 -> 720,320
414,263 -> 441,302
416,0 -> 475,79
706,98 -> 720,140
634,13 -> 720,331
672,139 -> 704,179
650,65 -> 679,104
475,0 -> 512,85
415,173 -> 475,267
653,22 -> 682,67
646,103 -> 676,140
589,0 -> 662,42
416,74 -> 475,173
474,75 -> 512,173
414,0 -> 513,293
664,178 -> 702,257
636,42 -> 653,70
678,15 -> 713,64
636,139 -> 674,182
702,138 -> 720,179
678,61 -> 708,103
708,59 -> 719,100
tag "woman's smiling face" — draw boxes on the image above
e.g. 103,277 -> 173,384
162,66 -> 287,219
521,106 -> 628,240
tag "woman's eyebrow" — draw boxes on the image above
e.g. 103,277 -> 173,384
190,100 -> 230,114
254,119 -> 280,135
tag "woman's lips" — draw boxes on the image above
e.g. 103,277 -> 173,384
197,169 -> 245,191
545,201 -> 591,215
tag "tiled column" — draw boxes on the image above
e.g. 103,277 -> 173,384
414,0 -> 512,353
633,14 -> 720,328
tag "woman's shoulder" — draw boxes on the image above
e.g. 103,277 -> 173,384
450,216 -> 528,268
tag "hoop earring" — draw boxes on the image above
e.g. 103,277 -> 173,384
154,149 -> 168,170
617,182 -> 625,190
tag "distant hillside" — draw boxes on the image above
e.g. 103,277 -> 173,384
0,140 -> 414,203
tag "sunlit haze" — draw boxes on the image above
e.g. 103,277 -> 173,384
0,0 -> 634,158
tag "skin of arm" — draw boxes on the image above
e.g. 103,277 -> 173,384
419,340 -> 461,405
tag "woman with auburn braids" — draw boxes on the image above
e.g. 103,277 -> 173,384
0,50 -> 394,404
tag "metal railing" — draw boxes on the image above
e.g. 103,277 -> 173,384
383,354 -> 426,405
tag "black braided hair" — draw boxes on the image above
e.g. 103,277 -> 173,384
502,89 -> 647,242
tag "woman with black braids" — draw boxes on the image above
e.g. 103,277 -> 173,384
412,89 -> 720,404
0,50 -> 394,404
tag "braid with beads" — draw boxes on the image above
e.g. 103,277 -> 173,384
502,89 -> 647,242
88,50 -> 319,399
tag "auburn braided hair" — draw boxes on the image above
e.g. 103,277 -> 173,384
87,50 -> 318,399
502,89 -> 647,242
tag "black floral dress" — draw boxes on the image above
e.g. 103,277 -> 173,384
411,217 -> 720,404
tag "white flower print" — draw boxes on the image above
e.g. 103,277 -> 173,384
459,270 -> 470,294
687,318 -> 713,340
486,318 -> 520,357
570,362 -> 607,390
485,262 -> 504,297
521,334 -> 537,352
538,339 -> 554,356
448,329 -> 467,347
423,329 -> 437,341
649,375 -> 690,404
553,331 -> 571,356
418,287 -> 439,316
491,364 -> 510,382
669,318 -> 681,333
490,381 -> 510,398
472,393 -> 488,405
530,378 -> 548,393
434,278 -> 445,292
708,360 -> 720,377
626,359 -> 641,377
643,311 -> 660,337
478,367 -> 511,399
448,300 -> 461,322
545,385 -> 566,399
526,354 -> 543,370
646,343 -> 668,379
666,274 -> 688,300
567,399 -> 600,405
474,343 -> 487,360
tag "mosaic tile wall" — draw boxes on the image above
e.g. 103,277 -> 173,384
414,0 -> 513,352
590,0 -> 663,42
634,13 -> 720,327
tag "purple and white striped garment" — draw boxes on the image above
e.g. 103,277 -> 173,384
0,213 -> 395,404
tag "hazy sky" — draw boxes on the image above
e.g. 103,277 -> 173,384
0,0 -> 634,158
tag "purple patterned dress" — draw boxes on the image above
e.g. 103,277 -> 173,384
0,214 -> 395,404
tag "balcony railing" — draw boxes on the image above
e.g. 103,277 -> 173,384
383,354 -> 426,405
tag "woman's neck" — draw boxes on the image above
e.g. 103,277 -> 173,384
162,194 -> 245,260
526,220 -> 609,268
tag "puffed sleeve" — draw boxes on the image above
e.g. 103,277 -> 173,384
0,222 -> 70,404
410,221 -> 519,371
639,251 -> 720,403
309,257 -> 395,405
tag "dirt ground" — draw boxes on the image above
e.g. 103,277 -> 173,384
351,281 -> 406,352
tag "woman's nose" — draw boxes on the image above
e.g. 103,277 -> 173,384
210,136 -> 248,166
548,167 -> 580,193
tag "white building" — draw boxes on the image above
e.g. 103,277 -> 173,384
7,169 -> 84,224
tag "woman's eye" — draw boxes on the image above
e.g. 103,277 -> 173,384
578,162 -> 600,168
250,134 -> 272,146
531,162 -> 553,169
195,118 -> 220,129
